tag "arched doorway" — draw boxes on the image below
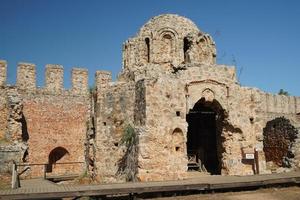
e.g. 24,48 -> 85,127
46,147 -> 69,172
186,98 -> 224,175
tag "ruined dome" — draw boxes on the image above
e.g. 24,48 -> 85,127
138,14 -> 201,39
121,14 -> 216,77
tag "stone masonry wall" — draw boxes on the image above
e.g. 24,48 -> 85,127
0,89 -> 8,142
121,14 -> 216,79
95,73 -> 136,182
0,61 -> 90,178
183,66 -> 257,175
0,61 -> 7,141
0,60 -> 6,86
137,77 -> 188,181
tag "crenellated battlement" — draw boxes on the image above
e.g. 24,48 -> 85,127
45,64 -> 64,94
0,60 -> 7,86
72,67 -> 89,95
17,62 -> 37,91
0,60 -> 108,96
95,70 -> 112,91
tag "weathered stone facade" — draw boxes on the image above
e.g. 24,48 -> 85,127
0,63 -> 89,177
0,14 -> 299,182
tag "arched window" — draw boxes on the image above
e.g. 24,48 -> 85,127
145,38 -> 150,63
161,33 -> 173,62
183,37 -> 191,63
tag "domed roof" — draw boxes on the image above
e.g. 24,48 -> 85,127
138,14 -> 201,38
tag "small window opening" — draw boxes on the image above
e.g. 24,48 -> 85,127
145,38 -> 150,63
176,111 -> 181,116
114,142 -> 118,147
175,146 -> 180,151
22,150 -> 28,162
103,122 -> 107,126
250,117 -> 254,123
226,87 -> 230,98
183,37 -> 191,63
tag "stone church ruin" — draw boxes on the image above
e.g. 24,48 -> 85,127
0,14 -> 300,182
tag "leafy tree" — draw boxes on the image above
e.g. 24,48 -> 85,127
278,89 -> 289,96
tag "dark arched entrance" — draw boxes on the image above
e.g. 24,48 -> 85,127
46,147 -> 69,172
186,98 -> 224,175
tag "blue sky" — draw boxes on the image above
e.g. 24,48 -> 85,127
1,0 -> 299,96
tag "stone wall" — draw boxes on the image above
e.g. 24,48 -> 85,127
0,61 -> 7,142
0,86 -> 28,173
0,61 -> 90,178
45,64 -> 64,94
0,60 -> 6,86
94,73 -> 136,182
22,93 -> 89,177
16,63 -> 36,91
0,88 -> 8,142
137,77 -> 188,181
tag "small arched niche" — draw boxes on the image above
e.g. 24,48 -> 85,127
47,147 -> 70,172
160,32 -> 175,63
172,128 -> 184,153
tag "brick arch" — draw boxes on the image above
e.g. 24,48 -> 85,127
47,146 -> 70,172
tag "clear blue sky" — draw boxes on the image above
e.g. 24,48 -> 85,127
1,0 -> 299,96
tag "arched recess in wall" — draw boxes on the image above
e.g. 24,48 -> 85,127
158,30 -> 177,63
263,117 -> 298,170
46,147 -> 70,172
197,35 -> 216,65
183,37 -> 192,63
186,98 -> 226,174
197,36 -> 208,63
172,128 -> 184,153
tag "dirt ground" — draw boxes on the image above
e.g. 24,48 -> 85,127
0,173 -> 11,190
151,186 -> 300,200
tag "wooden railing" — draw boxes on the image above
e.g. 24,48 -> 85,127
11,161 -> 84,189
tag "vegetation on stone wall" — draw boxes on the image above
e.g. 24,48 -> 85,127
117,124 -> 139,182
278,89 -> 289,96
120,124 -> 136,148
263,117 -> 298,168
